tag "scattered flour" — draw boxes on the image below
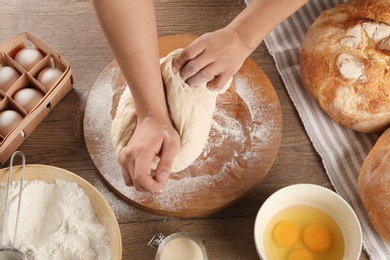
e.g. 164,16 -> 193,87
0,179 -> 111,260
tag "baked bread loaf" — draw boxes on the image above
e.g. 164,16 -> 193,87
358,127 -> 390,242
300,0 -> 390,133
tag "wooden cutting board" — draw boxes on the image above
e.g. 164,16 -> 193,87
83,35 -> 282,218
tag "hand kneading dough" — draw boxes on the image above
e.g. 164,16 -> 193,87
111,49 -> 233,173
300,0 -> 390,133
358,127 -> 390,242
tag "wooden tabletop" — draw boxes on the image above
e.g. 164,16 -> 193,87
0,0 -> 368,259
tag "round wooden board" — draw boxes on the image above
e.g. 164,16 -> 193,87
83,35 -> 282,218
0,164 -> 122,259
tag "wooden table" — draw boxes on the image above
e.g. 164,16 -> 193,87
0,0 -> 368,259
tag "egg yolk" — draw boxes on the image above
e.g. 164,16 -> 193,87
289,248 -> 314,260
273,221 -> 300,247
303,224 -> 331,252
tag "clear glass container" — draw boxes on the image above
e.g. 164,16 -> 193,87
149,232 -> 208,260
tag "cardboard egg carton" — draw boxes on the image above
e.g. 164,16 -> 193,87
0,32 -> 73,166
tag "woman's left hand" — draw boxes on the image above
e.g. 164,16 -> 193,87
172,27 -> 252,91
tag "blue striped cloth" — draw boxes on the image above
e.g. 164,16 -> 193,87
245,0 -> 387,258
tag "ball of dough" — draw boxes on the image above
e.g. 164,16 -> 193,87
300,0 -> 390,133
358,127 -> 390,242
111,49 -> 232,172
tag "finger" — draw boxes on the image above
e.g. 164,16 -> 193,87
119,151 -> 134,187
121,165 -> 134,187
133,155 -> 165,193
180,55 -> 213,82
185,64 -> 215,87
172,41 -> 205,73
206,73 -> 233,92
155,135 -> 180,184
134,171 -> 164,193
171,56 -> 185,74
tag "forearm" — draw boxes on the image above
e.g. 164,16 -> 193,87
92,0 -> 168,119
228,0 -> 308,51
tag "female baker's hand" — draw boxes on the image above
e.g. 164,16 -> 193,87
119,115 -> 180,193
171,27 -> 253,90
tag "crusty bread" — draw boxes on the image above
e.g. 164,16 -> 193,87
358,127 -> 390,242
300,0 -> 390,133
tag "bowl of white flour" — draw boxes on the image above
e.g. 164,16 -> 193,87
0,164 -> 122,260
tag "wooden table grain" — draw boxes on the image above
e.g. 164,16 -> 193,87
0,0 -> 368,259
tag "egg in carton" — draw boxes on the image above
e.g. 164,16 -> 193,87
0,32 -> 74,166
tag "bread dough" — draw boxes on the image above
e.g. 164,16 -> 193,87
111,49 -> 232,172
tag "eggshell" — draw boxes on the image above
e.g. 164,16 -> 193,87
37,67 -> 63,90
0,66 -> 20,92
0,110 -> 23,137
14,48 -> 44,71
13,88 -> 44,113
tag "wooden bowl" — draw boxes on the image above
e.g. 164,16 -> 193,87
0,164 -> 122,260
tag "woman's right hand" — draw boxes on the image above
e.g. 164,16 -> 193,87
119,114 -> 180,193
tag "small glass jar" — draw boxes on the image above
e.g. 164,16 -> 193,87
148,232 -> 208,260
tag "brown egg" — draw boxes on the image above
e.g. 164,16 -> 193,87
37,67 -> 63,91
14,48 -> 44,71
0,66 -> 20,92
0,110 -> 23,137
13,88 -> 44,113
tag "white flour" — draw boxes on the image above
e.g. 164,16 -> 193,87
0,179 -> 111,260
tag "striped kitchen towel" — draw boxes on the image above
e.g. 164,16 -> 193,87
244,0 -> 387,258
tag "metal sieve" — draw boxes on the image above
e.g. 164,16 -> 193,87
0,151 -> 28,260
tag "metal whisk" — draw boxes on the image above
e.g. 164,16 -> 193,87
0,151 -> 28,260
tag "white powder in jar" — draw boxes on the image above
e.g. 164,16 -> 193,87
158,235 -> 205,260
0,179 -> 111,260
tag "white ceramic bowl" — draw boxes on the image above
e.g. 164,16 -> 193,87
254,184 -> 362,260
